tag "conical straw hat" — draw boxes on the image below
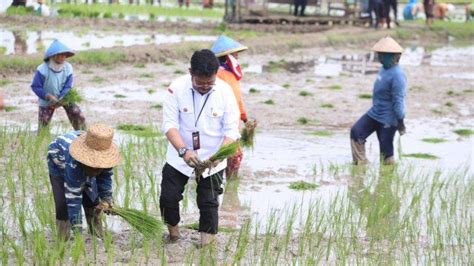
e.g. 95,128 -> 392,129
70,123 -> 121,169
371,36 -> 404,53
44,39 -> 75,62
211,35 -> 248,57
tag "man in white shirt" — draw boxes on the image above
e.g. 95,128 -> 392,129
160,49 -> 240,247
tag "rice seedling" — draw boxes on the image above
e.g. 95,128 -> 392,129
403,153 -> 439,159
263,99 -> 275,105
174,69 -> 185,75
282,83 -> 291,89
114,94 -> 127,98
249,88 -> 259,93
71,50 -> 126,65
194,142 -> 239,179
3,106 -> 17,112
150,104 -> 162,109
431,108 -> 442,114
117,124 -> 160,138
107,207 -> 164,239
463,89 -> 473,93
358,93 -> 372,99
453,128 -> 474,136
446,90 -> 455,96
147,89 -> 156,94
445,101 -> 454,107
81,69 -> 93,74
297,117 -> 309,125
289,180 -> 318,190
141,73 -> 154,79
134,63 -> 146,68
60,88 -> 83,105
0,79 -> 12,86
266,60 -> 286,73
240,119 -> 257,148
321,103 -> 334,108
309,130 -> 333,136
299,90 -> 313,96
90,76 -> 106,83
421,138 -> 447,143
329,84 -> 342,90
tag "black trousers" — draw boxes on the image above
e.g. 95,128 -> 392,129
159,163 -> 224,234
384,0 -> 398,27
294,0 -> 307,16
49,174 -> 97,221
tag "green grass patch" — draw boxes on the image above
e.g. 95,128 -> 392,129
147,89 -> 156,94
0,80 -> 12,86
3,106 -> 18,112
6,6 -> 34,15
117,124 -> 160,138
289,180 -> 318,190
403,153 -> 439,159
421,138 -> 447,143
140,73 -> 154,78
431,108 -> 442,114
114,94 -> 127,98
174,70 -> 185,75
463,89 -> 473,93
446,90 -> 455,96
90,76 -> 106,83
55,3 -> 223,18
358,94 -> 372,99
309,130 -> 333,136
266,60 -> 286,73
81,69 -> 94,74
150,104 -> 162,109
249,88 -> 259,93
445,102 -> 454,107
297,117 -> 309,125
0,56 -> 40,74
134,63 -> 146,69
263,99 -> 275,105
71,50 -> 126,65
329,85 -> 342,90
282,83 -> 290,89
299,90 -> 313,97
453,129 -> 474,136
320,103 -> 334,108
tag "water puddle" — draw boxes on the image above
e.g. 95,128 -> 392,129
0,29 -> 216,55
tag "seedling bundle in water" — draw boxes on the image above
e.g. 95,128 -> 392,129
241,119 -> 257,148
194,141 -> 239,180
61,88 -> 83,105
106,207 -> 164,239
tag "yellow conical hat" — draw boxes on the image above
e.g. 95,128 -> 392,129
371,36 -> 404,53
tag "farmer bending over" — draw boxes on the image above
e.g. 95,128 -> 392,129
160,49 -> 240,247
48,123 -> 121,240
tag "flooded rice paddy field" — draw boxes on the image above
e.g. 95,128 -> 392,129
0,20 -> 473,263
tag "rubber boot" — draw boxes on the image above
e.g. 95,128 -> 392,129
84,207 -> 103,238
383,156 -> 395,165
200,232 -> 216,247
56,219 -> 71,241
351,139 -> 369,165
167,224 -> 180,242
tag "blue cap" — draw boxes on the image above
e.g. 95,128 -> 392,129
211,35 -> 248,57
44,39 -> 75,61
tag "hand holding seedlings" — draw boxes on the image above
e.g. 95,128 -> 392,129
184,150 -> 201,168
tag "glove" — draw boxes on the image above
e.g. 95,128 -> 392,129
95,198 -> 114,215
183,150 -> 201,168
397,119 -> 406,136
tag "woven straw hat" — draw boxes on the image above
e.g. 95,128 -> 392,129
70,123 -> 121,168
371,36 -> 404,53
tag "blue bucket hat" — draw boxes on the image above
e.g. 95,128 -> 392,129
211,35 -> 248,57
44,39 -> 75,62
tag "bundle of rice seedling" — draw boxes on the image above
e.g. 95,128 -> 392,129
60,88 -> 83,105
106,207 -> 164,239
194,141 -> 239,181
240,119 -> 257,148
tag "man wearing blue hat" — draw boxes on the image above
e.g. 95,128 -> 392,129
31,39 -> 86,133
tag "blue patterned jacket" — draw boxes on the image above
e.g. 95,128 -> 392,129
47,131 -> 113,227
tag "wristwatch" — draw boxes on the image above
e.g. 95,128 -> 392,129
178,147 -> 188,158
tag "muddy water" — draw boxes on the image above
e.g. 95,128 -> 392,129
0,29 -> 216,55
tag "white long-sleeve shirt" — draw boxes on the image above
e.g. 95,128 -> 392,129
162,74 -> 240,178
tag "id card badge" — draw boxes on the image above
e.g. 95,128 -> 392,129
192,131 -> 200,150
